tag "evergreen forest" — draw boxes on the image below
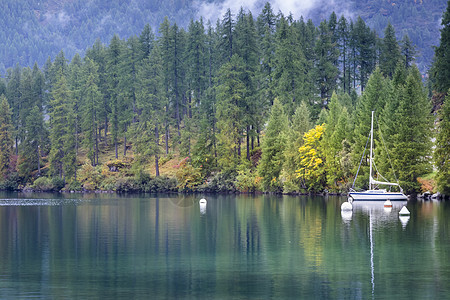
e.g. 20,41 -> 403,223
0,2 -> 449,196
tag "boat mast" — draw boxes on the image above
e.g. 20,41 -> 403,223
369,111 -> 374,190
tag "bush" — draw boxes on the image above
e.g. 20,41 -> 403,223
114,177 -> 137,193
78,162 -> 104,190
32,177 -> 54,192
235,168 -> 260,193
205,171 -> 237,193
175,159 -> 204,191
66,179 -> 82,192
52,177 -> 65,191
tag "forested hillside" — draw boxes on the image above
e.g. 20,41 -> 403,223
1,2 -> 448,196
0,0 -> 446,74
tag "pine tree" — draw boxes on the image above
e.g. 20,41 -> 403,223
258,98 -> 288,192
337,15 -> 351,94
135,44 -> 165,176
322,92 -> 351,190
273,16 -> 307,115
81,58 -> 102,166
313,20 -> 339,106
18,105 -> 46,180
106,34 -> 123,159
48,72 -> 75,182
431,0 -> 450,93
380,23 -> 401,78
435,92 -> 450,195
390,66 -> 433,193
400,34 -> 416,69
0,95 -> 13,179
5,64 -> 21,154
139,24 -> 155,60
283,101 -> 312,192
215,54 -> 247,171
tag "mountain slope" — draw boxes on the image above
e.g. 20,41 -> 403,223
0,0 -> 446,73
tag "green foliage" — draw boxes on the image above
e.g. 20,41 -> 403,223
32,177 -> 54,192
258,98 -> 288,192
78,162 -> 104,191
431,0 -> 450,93
0,7 -> 443,195
0,95 -> 13,179
235,160 -> 260,193
435,92 -> 450,195
282,101 -> 312,193
175,158 -> 204,191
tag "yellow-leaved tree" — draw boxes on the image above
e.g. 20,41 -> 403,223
296,124 -> 327,191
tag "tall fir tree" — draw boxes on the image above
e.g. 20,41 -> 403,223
0,95 -> 13,179
313,20 -> 339,106
135,44 -> 166,176
215,54 -> 247,171
258,98 -> 288,192
18,105 -> 46,181
379,23 -> 401,78
390,66 -> 433,193
48,72 -> 75,182
431,0 -> 450,93
81,58 -> 102,166
282,101 -> 312,192
435,91 -> 450,195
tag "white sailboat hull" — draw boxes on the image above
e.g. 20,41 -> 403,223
349,190 -> 408,201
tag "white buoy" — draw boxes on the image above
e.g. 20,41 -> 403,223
341,201 -> 353,211
399,215 -> 410,229
341,210 -> 352,223
199,198 -> 207,214
384,199 -> 392,208
399,206 -> 410,216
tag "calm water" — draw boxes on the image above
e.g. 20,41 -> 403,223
0,192 -> 448,299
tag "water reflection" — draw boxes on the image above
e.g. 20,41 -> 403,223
0,193 -> 447,299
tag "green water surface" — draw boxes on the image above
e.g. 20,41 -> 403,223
0,192 -> 448,299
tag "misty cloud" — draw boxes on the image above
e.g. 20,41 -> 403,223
194,0 -> 353,23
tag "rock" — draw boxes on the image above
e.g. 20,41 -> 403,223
431,192 -> 441,199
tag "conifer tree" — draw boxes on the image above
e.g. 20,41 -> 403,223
215,54 -> 247,171
322,92 -> 351,190
69,54 -> 83,156
337,15 -> 352,94
313,20 -> 339,106
258,98 -> 288,192
390,66 -> 433,193
380,23 -> 401,78
283,101 -> 312,192
106,34 -> 123,159
18,105 -> 46,180
431,0 -> 450,93
273,16 -> 307,115
400,34 -> 416,69
135,44 -> 165,176
0,95 -> 13,179
139,24 -> 155,60
435,92 -> 450,195
49,72 -> 75,181
81,58 -> 102,166
6,64 -> 21,154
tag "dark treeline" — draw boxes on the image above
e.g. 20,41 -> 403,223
0,3 -> 448,195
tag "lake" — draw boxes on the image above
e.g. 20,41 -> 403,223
0,192 -> 448,299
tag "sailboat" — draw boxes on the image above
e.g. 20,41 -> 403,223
349,111 -> 407,201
